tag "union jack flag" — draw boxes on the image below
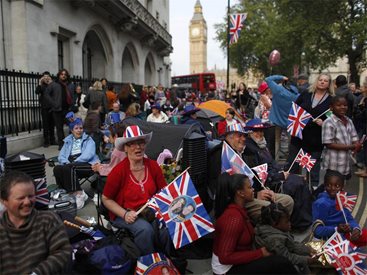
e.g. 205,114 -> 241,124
153,171 -> 214,249
251,163 -> 268,186
229,13 -> 247,45
287,102 -> 313,139
336,191 -> 357,212
34,177 -> 50,209
323,232 -> 367,275
295,148 -> 316,172
135,252 -> 179,275
222,142 -> 255,179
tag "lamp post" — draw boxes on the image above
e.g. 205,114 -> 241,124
227,0 -> 230,91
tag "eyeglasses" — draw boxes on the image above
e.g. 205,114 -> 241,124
126,140 -> 146,148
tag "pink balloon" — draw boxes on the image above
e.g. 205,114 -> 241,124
269,50 -> 281,66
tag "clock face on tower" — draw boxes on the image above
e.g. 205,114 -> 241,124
191,27 -> 200,37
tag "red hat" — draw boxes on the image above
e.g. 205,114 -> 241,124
258,82 -> 269,94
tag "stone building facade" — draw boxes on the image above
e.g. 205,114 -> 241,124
0,0 -> 172,86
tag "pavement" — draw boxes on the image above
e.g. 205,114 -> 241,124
25,145 -> 367,274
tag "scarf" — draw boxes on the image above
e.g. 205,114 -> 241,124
251,135 -> 267,149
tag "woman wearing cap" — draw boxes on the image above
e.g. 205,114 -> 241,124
287,73 -> 333,187
254,82 -> 272,121
54,118 -> 99,209
102,125 -> 168,255
146,103 -> 169,123
217,108 -> 238,137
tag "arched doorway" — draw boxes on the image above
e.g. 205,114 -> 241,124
144,52 -> 156,85
82,30 -> 108,79
121,43 -> 139,84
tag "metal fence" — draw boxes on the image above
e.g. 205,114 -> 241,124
0,69 -> 142,136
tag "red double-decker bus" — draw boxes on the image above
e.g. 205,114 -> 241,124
171,73 -> 216,94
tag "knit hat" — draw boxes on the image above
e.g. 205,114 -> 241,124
181,105 -> 200,116
258,82 -> 269,94
115,125 -> 152,150
151,103 -> 161,110
69,118 -> 83,131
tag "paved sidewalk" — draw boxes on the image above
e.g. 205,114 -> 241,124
25,145 -> 366,274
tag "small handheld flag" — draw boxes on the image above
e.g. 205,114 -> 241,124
295,148 -> 316,172
335,191 -> 357,212
154,171 -> 214,249
287,102 -> 313,139
251,163 -> 268,186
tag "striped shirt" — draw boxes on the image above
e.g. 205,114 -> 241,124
321,114 -> 358,176
0,209 -> 71,275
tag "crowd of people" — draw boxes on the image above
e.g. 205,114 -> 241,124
0,68 -> 366,274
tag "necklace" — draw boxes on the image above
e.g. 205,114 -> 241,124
129,167 -> 148,193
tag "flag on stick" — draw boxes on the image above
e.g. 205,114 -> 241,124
251,163 -> 268,186
295,148 -> 316,172
322,232 -> 367,275
153,171 -> 214,249
229,13 -> 247,45
335,191 -> 357,212
287,102 -> 313,139
221,141 -> 255,178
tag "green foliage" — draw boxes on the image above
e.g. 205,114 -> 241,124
215,0 -> 367,83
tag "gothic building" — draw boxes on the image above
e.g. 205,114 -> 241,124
0,0 -> 173,86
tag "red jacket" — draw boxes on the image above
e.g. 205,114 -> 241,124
213,204 -> 263,265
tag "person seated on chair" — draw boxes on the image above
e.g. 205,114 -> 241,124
91,122 -> 127,177
54,117 -> 99,209
208,122 -> 294,223
0,171 -> 71,275
147,103 -> 169,123
212,172 -> 297,275
244,118 -> 313,230
102,125 -> 170,256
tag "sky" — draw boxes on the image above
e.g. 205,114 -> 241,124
169,0 -> 229,76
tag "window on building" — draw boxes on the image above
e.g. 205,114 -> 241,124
57,40 -> 64,70
146,0 -> 152,13
163,21 -> 167,29
156,11 -> 159,20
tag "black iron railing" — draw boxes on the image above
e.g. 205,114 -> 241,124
0,69 -> 142,136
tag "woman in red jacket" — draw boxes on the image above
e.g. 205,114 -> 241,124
212,173 -> 297,274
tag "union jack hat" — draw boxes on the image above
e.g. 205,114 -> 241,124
115,125 -> 152,150
225,122 -> 248,136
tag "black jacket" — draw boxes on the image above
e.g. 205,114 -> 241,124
290,91 -> 331,152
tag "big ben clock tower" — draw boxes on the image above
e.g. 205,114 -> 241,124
189,0 -> 207,74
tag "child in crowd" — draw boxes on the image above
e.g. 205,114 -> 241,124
321,95 -> 361,181
312,169 -> 367,246
255,203 -> 316,274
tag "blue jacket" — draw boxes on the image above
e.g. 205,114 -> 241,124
265,75 -> 299,129
58,133 -> 99,165
312,192 -> 359,239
